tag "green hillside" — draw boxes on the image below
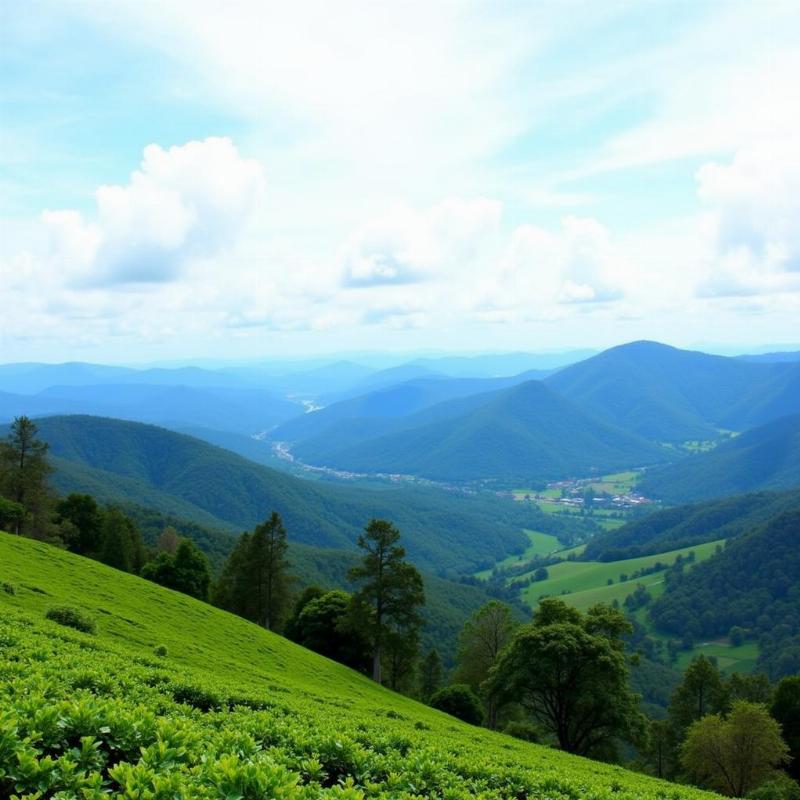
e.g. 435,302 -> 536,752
583,487 -> 800,561
546,341 -> 800,442
520,540 -> 723,611
639,413 -> 800,503
0,532 -> 720,799
295,380 -> 666,485
27,415 -> 560,574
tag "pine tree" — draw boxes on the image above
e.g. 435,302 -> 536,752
348,519 -> 425,684
247,511 -> 291,631
0,416 -> 52,535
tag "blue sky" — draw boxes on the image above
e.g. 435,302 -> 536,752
1,0 -> 798,362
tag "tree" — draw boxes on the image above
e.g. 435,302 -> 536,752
644,719 -> 680,780
681,702 -> 790,797
142,539 -> 211,601
98,507 -> 146,574
289,590 -> 370,672
348,519 -> 424,684
771,676 -> 800,780
383,626 -> 420,693
455,600 -> 516,728
56,493 -> 102,555
725,672 -> 772,707
0,497 -> 25,535
429,684 -> 484,725
486,598 -> 645,756
157,526 -> 181,554
212,532 -> 252,613
418,649 -> 444,702
669,655 -> 726,735
247,512 -> 291,631
0,416 -> 52,535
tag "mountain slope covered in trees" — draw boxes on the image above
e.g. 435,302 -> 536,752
292,380 -> 667,484
639,414 -> 800,503
650,509 -> 800,679
20,415 -> 589,574
583,488 -> 800,561
546,341 -> 800,442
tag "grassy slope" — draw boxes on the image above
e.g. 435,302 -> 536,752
0,532 -> 720,799
474,530 -> 561,579
521,540 -> 723,610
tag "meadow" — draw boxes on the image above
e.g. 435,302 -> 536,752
0,531 -> 722,799
520,539 -> 724,610
474,529 -> 560,579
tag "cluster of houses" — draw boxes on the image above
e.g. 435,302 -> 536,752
519,477 -> 653,510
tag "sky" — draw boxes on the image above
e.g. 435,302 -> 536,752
1,0 -> 799,363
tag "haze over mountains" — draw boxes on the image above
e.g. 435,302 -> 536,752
3,341 -> 800,494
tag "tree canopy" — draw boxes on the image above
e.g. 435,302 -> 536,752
487,598 -> 644,756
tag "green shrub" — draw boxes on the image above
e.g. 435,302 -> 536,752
429,684 -> 484,725
154,644 -> 168,657
748,774 -> 800,800
45,605 -> 96,634
1,581 -> 14,595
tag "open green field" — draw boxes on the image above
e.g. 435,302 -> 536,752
0,531 -> 721,799
586,471 -> 638,494
474,529 -> 560,579
521,539 -> 724,610
675,640 -> 759,674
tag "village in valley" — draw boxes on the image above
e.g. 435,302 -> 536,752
511,470 -> 655,516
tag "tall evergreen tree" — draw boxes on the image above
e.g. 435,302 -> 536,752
348,519 -> 424,684
247,511 -> 291,631
0,416 -> 52,535
97,507 -> 146,574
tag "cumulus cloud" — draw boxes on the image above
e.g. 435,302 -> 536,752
696,140 -> 800,297
473,216 -> 625,317
339,197 -> 501,288
43,137 -> 265,286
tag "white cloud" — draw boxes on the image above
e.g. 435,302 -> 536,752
43,137 -> 265,286
339,197 -> 501,288
696,140 -> 800,297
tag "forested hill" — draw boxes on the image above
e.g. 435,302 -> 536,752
583,488 -> 800,561
21,415 -> 590,574
292,379 -> 666,484
650,509 -> 800,678
638,413 -> 800,503
546,340 -> 800,442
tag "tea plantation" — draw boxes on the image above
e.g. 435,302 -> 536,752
0,531 -> 721,799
